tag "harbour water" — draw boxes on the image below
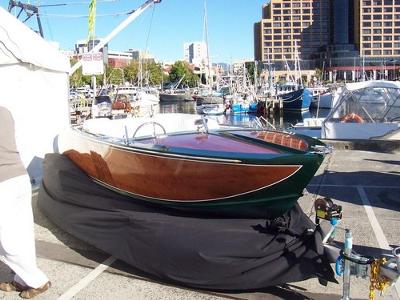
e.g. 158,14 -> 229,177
159,101 -> 331,130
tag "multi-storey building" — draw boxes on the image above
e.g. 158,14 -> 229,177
358,0 -> 400,58
255,0 -> 400,82
183,41 -> 208,67
254,0 -> 330,80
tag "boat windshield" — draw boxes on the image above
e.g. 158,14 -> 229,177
326,83 -> 400,124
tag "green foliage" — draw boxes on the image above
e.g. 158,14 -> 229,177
169,61 -> 199,87
108,67 -> 124,85
69,58 -> 91,87
123,61 -> 139,84
146,61 -> 164,85
245,61 -> 259,85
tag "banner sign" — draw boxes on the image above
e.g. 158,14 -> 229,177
82,52 -> 104,75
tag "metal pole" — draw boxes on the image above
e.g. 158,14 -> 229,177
70,0 -> 161,76
341,229 -> 353,300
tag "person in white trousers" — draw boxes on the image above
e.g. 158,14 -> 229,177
0,106 -> 51,298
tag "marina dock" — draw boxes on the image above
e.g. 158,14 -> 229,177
0,146 -> 399,300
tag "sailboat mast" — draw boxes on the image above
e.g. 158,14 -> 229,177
204,0 -> 212,92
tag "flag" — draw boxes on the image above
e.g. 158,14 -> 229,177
88,0 -> 96,40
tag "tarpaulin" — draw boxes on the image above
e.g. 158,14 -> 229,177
38,153 -> 336,291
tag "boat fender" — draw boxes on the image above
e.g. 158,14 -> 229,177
340,113 -> 364,123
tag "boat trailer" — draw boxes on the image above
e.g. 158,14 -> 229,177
315,197 -> 400,300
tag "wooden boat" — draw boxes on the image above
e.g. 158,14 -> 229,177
58,116 -> 329,218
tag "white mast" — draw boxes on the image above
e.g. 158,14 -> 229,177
203,0 -> 212,93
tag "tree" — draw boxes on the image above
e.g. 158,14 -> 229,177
123,61 -> 139,84
245,61 -> 259,85
69,58 -> 92,87
145,61 -> 165,86
169,61 -> 199,87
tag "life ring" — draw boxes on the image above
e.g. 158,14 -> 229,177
340,113 -> 364,123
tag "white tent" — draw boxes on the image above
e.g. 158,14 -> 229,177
0,7 -> 71,184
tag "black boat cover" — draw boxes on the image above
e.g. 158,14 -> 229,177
38,153 -> 336,292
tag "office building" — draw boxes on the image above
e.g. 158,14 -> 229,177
183,41 -> 208,67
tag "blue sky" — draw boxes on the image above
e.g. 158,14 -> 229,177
2,0 -> 267,63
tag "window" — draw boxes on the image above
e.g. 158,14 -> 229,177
383,36 -> 392,41
363,22 -> 371,27
264,29 -> 272,34
383,50 -> 392,55
363,1 -> 371,5
384,0 -> 392,4
273,3 -> 281,8
373,8 -> 382,13
373,29 -> 382,34
274,55 -> 282,59
363,8 -> 372,13
273,10 -> 281,15
383,7 -> 392,13
373,36 -> 382,41
293,16 -> 300,20
273,23 -> 281,27
293,3 -> 301,7
274,41 -> 282,46
293,22 -> 301,27
373,22 -> 382,27
302,22 -> 311,27
363,36 -> 372,41
264,42 -> 272,47
374,15 -> 382,20
283,29 -> 291,33
283,16 -> 291,20
303,9 -> 310,14
274,16 -> 281,21
274,29 -> 282,33
283,22 -> 291,27
292,9 -> 301,14
303,15 -> 311,20
283,41 -> 291,46
364,43 -> 371,48
363,15 -> 371,20
364,50 -> 371,55
383,15 -> 392,20
265,35 -> 272,40
384,28 -> 392,34
394,42 -> 400,48
384,42 -> 392,47
363,29 -> 372,34
384,22 -> 392,26
372,50 -> 382,55
373,43 -> 382,48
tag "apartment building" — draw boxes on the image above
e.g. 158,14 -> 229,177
183,41 -> 208,67
255,0 -> 400,81
254,0 -> 329,64
358,0 -> 400,58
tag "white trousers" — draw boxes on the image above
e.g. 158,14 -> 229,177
0,175 -> 48,288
